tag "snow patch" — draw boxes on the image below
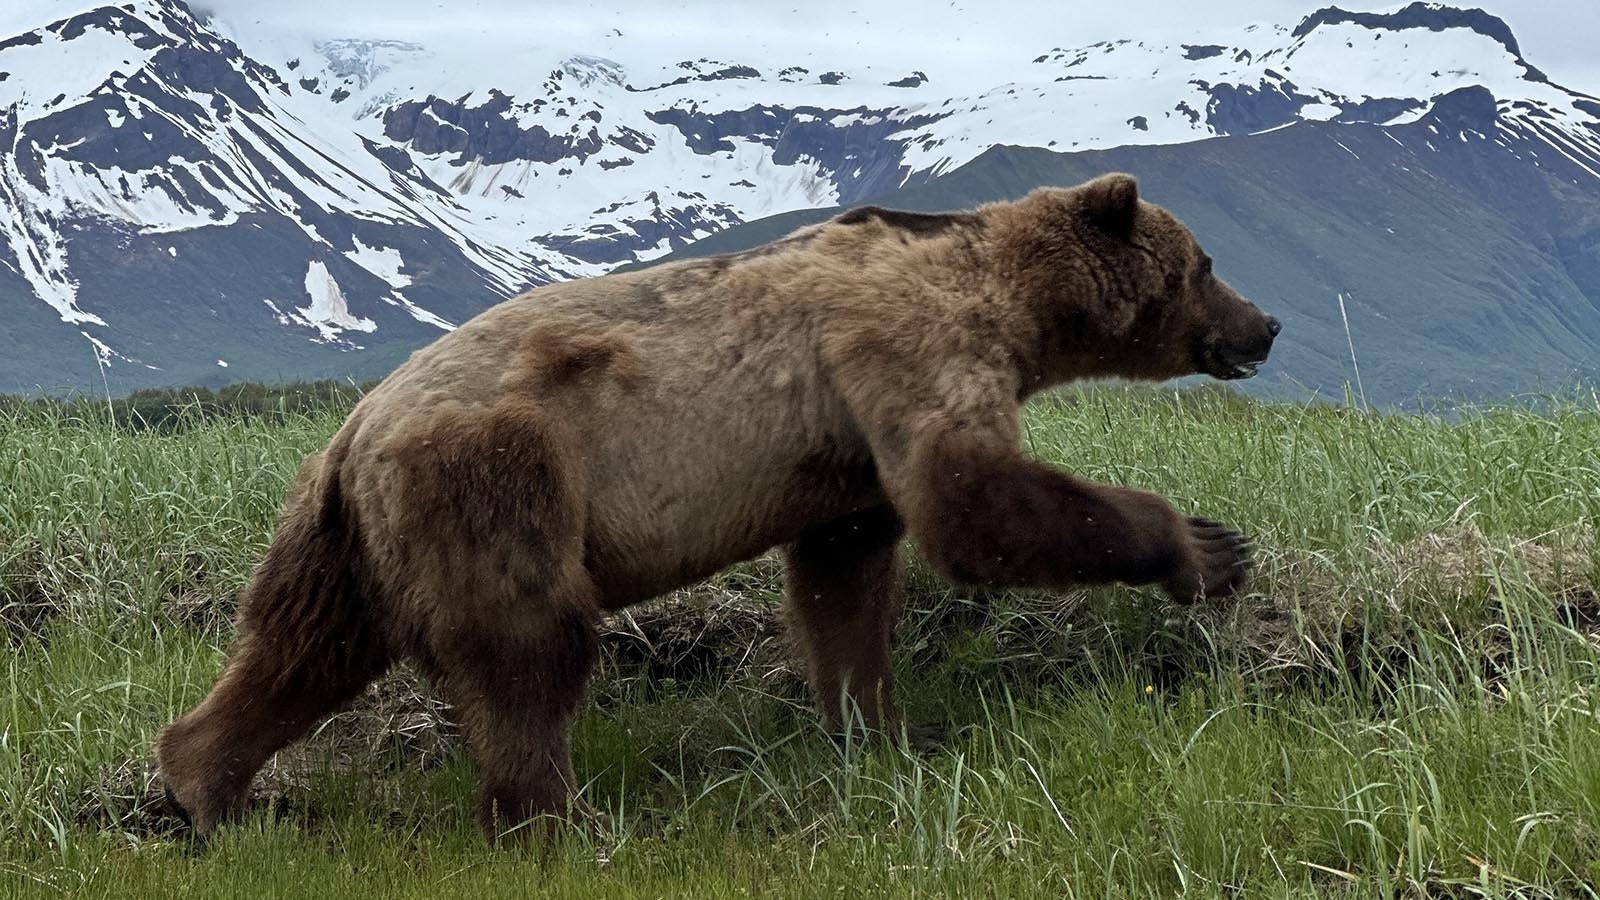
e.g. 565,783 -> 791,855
80,330 -> 132,366
0,168 -> 102,324
344,237 -> 410,288
264,261 -> 378,343
340,237 -> 453,328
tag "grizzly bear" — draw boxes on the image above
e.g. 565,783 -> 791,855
155,173 -> 1279,842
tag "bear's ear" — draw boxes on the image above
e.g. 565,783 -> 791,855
1078,173 -> 1140,238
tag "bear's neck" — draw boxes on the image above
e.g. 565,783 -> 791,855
975,214 -> 1126,396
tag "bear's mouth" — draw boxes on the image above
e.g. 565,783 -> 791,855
1223,359 -> 1264,380
1202,349 -> 1269,380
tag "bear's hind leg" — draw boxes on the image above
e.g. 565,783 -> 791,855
156,630 -> 390,836
156,488 -> 391,838
387,400 -> 600,842
784,505 -> 905,733
421,575 -> 600,844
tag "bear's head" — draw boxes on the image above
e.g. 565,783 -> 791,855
1009,173 -> 1281,384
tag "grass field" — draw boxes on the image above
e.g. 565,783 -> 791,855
2,386 -> 1598,899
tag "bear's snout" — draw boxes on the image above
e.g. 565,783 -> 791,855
1203,309 -> 1279,380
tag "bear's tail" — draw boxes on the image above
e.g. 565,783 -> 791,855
155,447 -> 390,835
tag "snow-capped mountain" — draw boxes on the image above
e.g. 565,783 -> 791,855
1,0 -> 1598,395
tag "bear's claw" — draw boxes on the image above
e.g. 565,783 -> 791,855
1166,516 -> 1254,601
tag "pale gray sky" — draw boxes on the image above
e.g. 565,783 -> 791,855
4,1 -> 1598,95
187,0 -> 1600,95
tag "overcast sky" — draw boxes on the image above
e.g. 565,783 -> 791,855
185,0 -> 1600,94
4,1 -> 1598,95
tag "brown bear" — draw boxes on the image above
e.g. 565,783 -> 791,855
155,173 -> 1279,842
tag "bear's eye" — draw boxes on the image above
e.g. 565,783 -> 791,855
1199,255 -> 1213,276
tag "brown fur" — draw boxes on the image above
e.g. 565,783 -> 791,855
784,505 -> 905,729
155,173 -> 1279,843
832,206 -> 981,235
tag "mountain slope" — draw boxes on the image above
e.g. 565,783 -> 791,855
0,1 -> 1597,397
640,88 -> 1600,404
0,1 -> 564,391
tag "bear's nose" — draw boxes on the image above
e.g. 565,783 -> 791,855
1265,316 -> 1282,338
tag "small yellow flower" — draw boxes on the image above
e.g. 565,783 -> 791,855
1144,685 -> 1155,695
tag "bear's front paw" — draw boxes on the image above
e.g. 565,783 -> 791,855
1163,517 -> 1252,602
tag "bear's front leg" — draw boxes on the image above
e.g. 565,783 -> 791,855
784,505 -> 906,733
898,434 -> 1253,600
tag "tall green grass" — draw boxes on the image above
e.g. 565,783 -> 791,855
2,386 -> 1597,898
